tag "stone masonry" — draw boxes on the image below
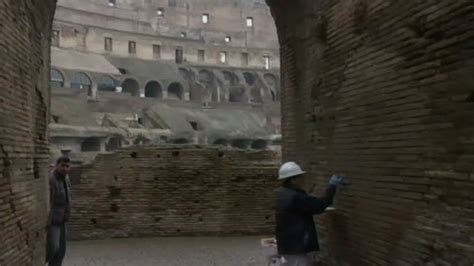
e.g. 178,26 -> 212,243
67,146 -> 279,240
0,0 -> 56,264
268,0 -> 474,265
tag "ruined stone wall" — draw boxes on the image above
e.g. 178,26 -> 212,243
268,0 -> 474,265
0,0 -> 57,264
68,146 -> 279,240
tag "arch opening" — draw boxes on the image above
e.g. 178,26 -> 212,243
122,78 -> 140,97
229,87 -> 244,103
168,82 -> 184,100
106,136 -> 122,151
251,139 -> 267,150
231,139 -> 250,149
198,70 -> 218,102
81,137 -> 101,152
223,71 -> 239,86
71,72 -> 92,95
50,69 -> 64,88
145,81 -> 163,98
250,87 -> 263,103
98,76 -> 116,92
243,72 -> 256,86
264,73 -> 280,101
179,68 -> 191,80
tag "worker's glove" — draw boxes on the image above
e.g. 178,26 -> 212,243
329,175 -> 343,187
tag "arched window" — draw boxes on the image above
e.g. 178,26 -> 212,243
98,76 -> 116,92
168,82 -> 184,100
145,81 -> 163,98
71,72 -> 92,91
122,78 -> 140,97
50,69 -> 64,88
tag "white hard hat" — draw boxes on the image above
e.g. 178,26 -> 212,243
278,161 -> 306,180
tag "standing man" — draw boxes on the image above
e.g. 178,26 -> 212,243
46,156 -> 72,266
275,161 -> 343,266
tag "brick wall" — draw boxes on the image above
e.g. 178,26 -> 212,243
68,146 -> 279,240
268,0 -> 474,265
0,0 -> 56,264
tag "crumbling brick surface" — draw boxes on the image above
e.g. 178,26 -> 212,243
268,0 -> 474,265
68,146 -> 279,240
0,0 -> 56,264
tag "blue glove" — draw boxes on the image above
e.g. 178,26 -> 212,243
329,175 -> 343,187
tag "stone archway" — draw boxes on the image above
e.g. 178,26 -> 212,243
198,69 -> 218,102
98,75 -> 116,92
223,71 -> 239,86
71,72 -> 92,95
231,139 -> 250,149
81,137 -> 101,152
7,1 -> 474,265
50,68 -> 65,88
122,78 -> 140,97
168,82 -> 184,100
264,73 -> 279,101
229,87 -> 245,103
243,72 -> 256,86
250,87 -> 263,103
145,81 -> 163,98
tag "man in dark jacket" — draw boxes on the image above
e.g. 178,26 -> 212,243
275,161 -> 343,266
46,156 -> 72,266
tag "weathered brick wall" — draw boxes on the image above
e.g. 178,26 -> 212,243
268,0 -> 474,265
68,146 -> 279,240
0,0 -> 56,264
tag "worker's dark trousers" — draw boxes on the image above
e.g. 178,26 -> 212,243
46,224 -> 67,266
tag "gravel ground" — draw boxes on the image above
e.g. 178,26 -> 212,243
64,236 -> 274,266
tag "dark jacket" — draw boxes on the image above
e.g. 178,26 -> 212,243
49,171 -> 72,226
275,183 -> 337,255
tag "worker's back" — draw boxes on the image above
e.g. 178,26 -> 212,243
275,186 -> 320,255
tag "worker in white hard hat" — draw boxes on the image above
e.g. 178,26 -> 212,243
275,161 -> 343,266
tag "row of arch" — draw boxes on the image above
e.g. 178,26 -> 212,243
212,138 -> 268,150
86,136 -> 275,152
50,68 -> 186,100
180,67 -> 280,103
50,67 -> 280,103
